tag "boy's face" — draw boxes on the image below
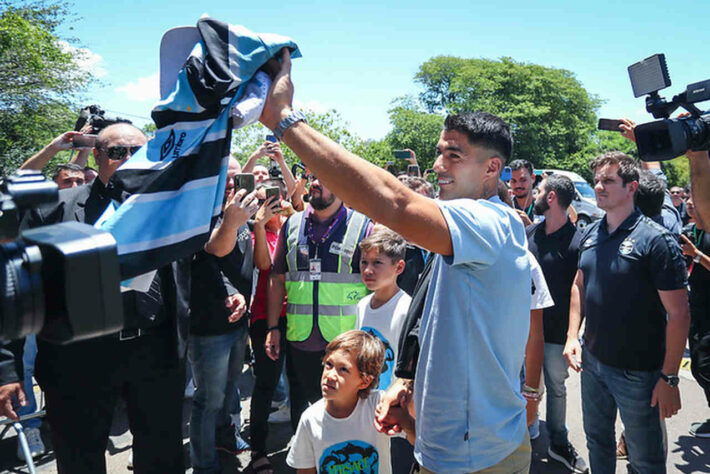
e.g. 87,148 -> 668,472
359,248 -> 404,292
321,349 -> 372,401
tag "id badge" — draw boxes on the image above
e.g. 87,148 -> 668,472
309,259 -> 322,281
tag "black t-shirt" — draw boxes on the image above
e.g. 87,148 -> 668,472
398,244 -> 427,296
189,222 -> 253,336
526,220 -> 582,344
684,224 -> 710,314
579,210 -> 687,371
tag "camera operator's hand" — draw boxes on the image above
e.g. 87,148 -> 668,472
49,131 -> 84,151
226,293 -> 247,323
0,382 -> 26,421
620,118 -> 636,143
224,188 -> 259,227
260,48 -> 295,131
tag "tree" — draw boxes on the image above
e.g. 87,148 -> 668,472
231,108 -> 365,169
415,56 -> 601,176
384,96 -> 444,171
0,1 -> 93,175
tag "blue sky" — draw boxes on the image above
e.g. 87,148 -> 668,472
60,0 -> 710,140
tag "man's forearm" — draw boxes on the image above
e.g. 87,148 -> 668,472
204,216 -> 239,257
567,280 -> 583,340
281,122 -> 452,255
525,309 -> 544,389
242,149 -> 261,173
69,149 -> 90,168
662,309 -> 691,375
19,144 -> 58,171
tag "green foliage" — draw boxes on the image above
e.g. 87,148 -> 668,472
0,1 -> 91,176
231,109 -> 366,169
415,56 -> 601,172
662,157 -> 690,188
384,96 -> 444,170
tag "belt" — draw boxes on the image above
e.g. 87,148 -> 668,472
115,326 -> 163,342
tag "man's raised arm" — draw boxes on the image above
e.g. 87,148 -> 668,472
259,49 -> 453,256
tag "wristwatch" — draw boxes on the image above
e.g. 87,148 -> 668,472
273,110 -> 308,140
694,251 -> 704,263
660,373 -> 680,387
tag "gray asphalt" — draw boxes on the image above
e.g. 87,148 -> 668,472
1,354 -> 709,473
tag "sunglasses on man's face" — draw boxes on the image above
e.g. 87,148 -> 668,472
101,145 -> 142,160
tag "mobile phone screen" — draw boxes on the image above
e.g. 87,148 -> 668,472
394,150 -> 411,160
234,173 -> 255,194
598,118 -> 623,132
72,134 -> 97,149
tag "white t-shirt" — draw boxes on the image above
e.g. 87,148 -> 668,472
287,390 -> 398,474
356,290 -> 411,390
528,250 -> 554,310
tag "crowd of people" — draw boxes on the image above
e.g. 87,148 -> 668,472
1,47 -> 710,474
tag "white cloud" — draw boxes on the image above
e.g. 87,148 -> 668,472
294,99 -> 329,114
57,40 -> 107,78
115,73 -> 160,103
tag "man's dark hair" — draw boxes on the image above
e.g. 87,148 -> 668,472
544,174 -> 575,209
509,159 -> 533,176
443,112 -> 513,164
589,151 -> 639,186
635,170 -> 665,218
52,163 -> 85,181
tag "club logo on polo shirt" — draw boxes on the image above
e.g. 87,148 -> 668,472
619,238 -> 634,255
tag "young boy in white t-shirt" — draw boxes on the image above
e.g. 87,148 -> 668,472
356,227 -> 411,390
286,330 -> 414,474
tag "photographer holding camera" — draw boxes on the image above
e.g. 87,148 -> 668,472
19,129 -> 92,174
0,122 -> 187,474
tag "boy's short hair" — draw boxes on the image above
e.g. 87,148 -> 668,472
326,330 -> 385,399
358,226 -> 406,263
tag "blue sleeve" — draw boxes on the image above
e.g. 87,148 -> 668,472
436,199 -> 520,268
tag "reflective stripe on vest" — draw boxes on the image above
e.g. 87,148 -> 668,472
284,209 -> 369,342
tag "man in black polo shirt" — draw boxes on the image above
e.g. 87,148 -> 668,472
527,174 -> 586,473
564,151 -> 689,474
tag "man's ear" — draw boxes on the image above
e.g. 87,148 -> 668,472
627,180 -> 639,194
488,156 -> 503,177
395,259 -> 406,276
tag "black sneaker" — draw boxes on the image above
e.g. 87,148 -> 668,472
690,419 -> 710,438
548,443 -> 589,473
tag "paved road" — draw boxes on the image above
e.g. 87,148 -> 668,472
2,354 -> 709,473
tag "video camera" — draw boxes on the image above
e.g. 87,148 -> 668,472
628,54 -> 710,161
74,104 -> 132,135
0,171 -> 123,344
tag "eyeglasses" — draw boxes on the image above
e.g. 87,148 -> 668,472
101,145 -> 142,160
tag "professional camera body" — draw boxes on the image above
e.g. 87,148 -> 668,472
74,104 -> 132,135
0,171 -> 123,344
628,54 -> 710,161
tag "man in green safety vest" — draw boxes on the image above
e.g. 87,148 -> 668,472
265,174 -> 372,429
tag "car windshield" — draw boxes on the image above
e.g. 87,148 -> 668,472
575,181 -> 596,199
